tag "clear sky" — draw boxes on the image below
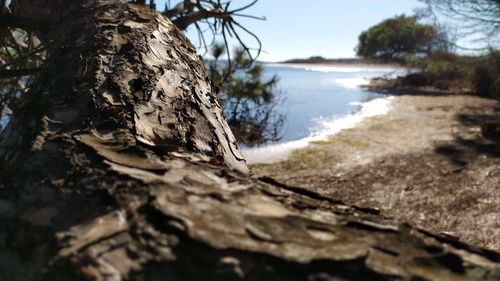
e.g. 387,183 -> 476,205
156,0 -> 426,62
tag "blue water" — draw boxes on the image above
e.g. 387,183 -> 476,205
0,63 -> 404,145
261,63 -> 404,142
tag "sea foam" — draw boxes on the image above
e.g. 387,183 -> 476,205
242,96 -> 394,164
334,77 -> 370,89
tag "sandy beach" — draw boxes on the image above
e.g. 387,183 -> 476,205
252,93 -> 500,250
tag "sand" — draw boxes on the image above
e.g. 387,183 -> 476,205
251,94 -> 500,250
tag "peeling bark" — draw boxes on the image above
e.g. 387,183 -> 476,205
2,1 -> 500,280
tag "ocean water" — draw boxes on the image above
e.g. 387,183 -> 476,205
0,63 -> 404,166
242,63 -> 406,164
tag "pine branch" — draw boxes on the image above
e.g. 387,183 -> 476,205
0,67 -> 40,78
0,15 -> 45,32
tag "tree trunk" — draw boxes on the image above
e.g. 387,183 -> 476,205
2,1 -> 500,280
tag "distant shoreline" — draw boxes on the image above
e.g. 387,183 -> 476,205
279,57 -> 404,67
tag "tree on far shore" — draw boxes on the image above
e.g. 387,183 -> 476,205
356,14 -> 438,60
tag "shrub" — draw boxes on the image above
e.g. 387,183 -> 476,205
472,65 -> 494,97
395,50 -> 500,98
425,60 -> 465,82
489,75 -> 500,98
401,73 -> 429,87
428,51 -> 460,62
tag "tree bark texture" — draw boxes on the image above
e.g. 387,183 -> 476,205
2,1 -> 500,280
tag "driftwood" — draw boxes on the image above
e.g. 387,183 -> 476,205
1,1 -> 500,280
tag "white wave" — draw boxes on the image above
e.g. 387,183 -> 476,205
304,66 -> 397,73
242,96 -> 394,165
335,77 -> 370,89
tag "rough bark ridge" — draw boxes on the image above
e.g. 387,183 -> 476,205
2,1 -> 500,280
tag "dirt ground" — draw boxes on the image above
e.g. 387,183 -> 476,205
251,94 -> 500,250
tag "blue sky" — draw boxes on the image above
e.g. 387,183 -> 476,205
156,0 -> 426,61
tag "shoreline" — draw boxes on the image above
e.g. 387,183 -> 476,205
242,96 -> 394,165
251,93 -> 500,250
266,62 -> 408,73
280,57 -> 404,66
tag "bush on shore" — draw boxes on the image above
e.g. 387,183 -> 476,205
401,51 -> 500,99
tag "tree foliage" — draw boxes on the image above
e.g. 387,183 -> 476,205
356,15 -> 437,60
159,0 -> 264,60
207,43 -> 284,146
